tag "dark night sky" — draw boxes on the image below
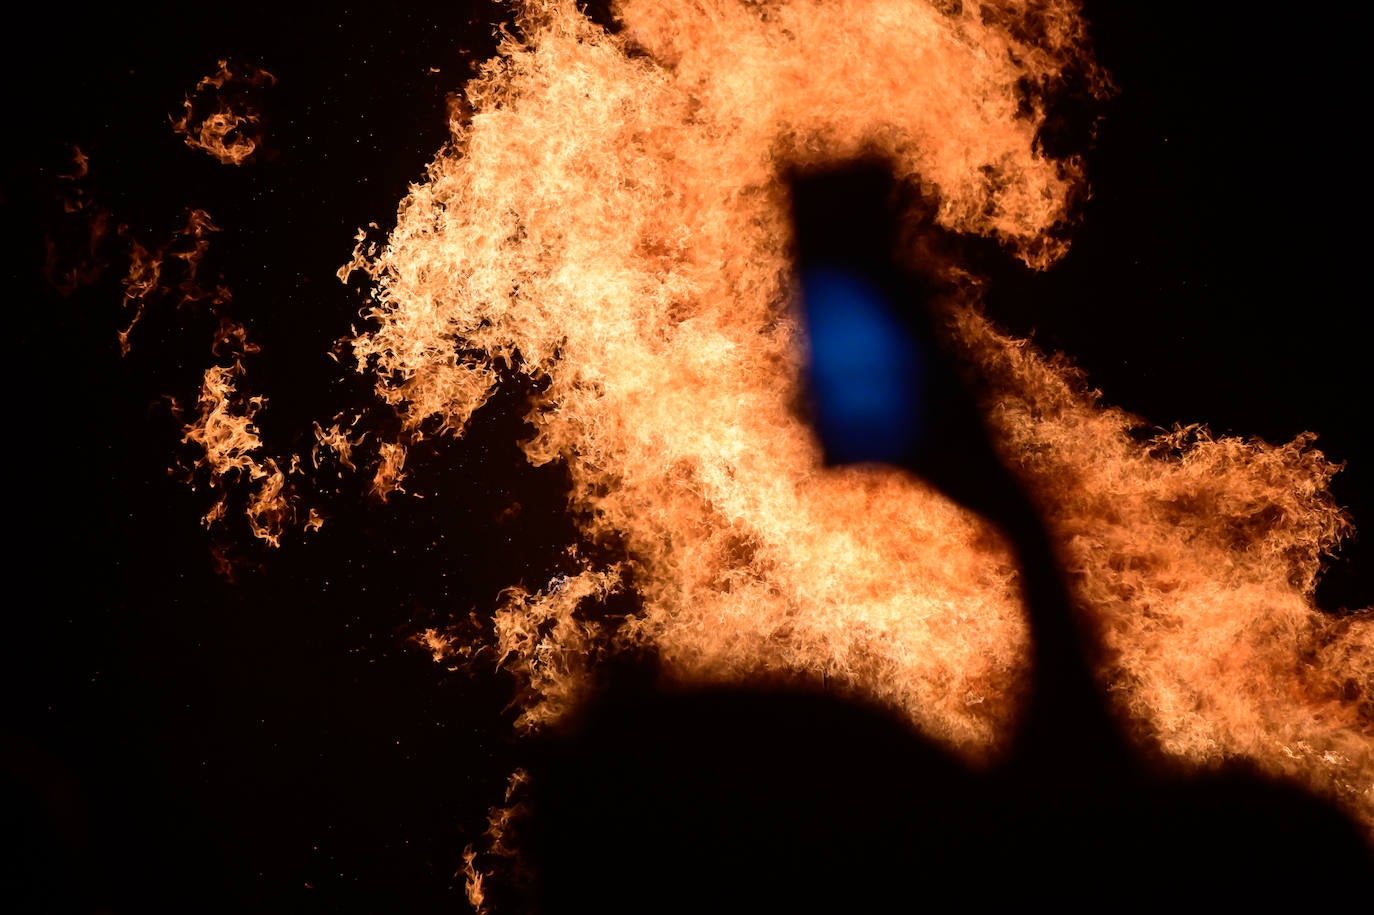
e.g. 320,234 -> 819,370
4,3 -> 1369,913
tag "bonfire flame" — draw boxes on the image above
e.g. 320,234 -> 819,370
172,59 -> 277,165
345,0 -> 1371,876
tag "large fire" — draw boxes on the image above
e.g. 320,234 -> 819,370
63,0 -> 1364,905
317,0 -> 1372,900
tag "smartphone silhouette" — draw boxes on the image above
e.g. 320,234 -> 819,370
789,161 -> 933,467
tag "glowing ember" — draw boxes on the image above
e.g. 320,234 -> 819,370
336,0 -> 1371,883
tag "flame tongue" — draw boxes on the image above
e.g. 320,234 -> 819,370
348,0 -> 1371,850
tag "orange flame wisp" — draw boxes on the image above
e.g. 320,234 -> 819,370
171,59 -> 277,166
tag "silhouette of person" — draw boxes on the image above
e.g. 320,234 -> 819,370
512,158 -> 1374,914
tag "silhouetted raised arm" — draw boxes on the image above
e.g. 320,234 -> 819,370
787,158 -> 1128,779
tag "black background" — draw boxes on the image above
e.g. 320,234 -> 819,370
5,3 -> 1368,912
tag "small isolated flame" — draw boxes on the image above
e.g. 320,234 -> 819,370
172,59 -> 277,165
344,0 -> 1371,877
180,362 -> 293,547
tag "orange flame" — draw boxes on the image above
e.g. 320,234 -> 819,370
171,59 -> 277,165
179,362 -> 296,546
345,0 -> 1371,866
118,208 -> 230,355
42,146 -> 116,295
